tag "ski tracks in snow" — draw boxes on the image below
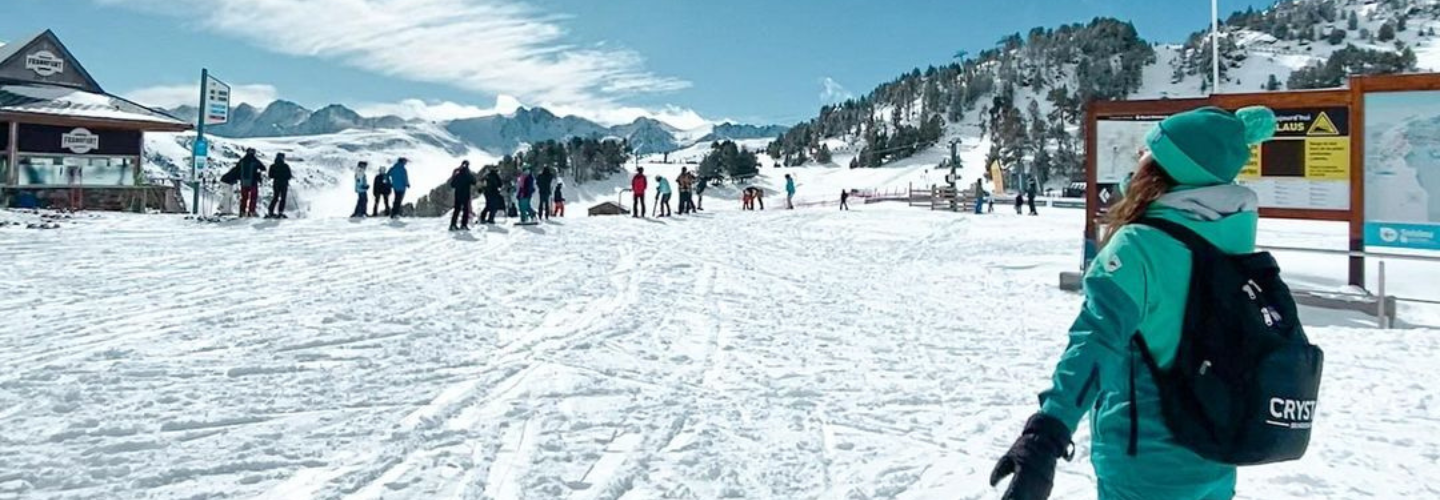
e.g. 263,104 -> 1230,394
3,208 -> 1438,500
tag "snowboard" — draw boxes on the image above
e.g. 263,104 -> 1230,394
514,221 -> 541,227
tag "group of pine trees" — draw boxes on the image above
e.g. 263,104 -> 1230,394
1213,0 -> 1422,91
768,17 -> 1151,183
698,141 -> 761,182
412,137 -> 632,216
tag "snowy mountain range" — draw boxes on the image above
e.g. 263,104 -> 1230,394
165,102 -> 787,156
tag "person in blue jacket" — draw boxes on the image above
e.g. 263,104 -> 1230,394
989,106 -> 1277,500
387,158 -> 410,218
784,174 -> 796,209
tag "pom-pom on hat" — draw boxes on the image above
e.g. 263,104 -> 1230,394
1145,106 -> 1277,186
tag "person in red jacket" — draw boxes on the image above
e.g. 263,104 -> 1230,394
631,167 -> 648,218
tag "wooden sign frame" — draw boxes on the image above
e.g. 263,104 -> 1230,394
1084,87 -> 1365,285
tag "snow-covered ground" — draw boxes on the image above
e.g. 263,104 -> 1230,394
1,204 -> 1437,500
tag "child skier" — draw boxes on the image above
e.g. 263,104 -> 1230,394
372,166 -> 392,216
990,106 -> 1277,500
552,179 -> 566,217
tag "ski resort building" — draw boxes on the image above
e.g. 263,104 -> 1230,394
0,30 -> 189,212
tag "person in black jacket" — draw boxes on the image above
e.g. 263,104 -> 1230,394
372,167 -> 393,216
449,161 -> 477,230
266,153 -> 293,218
481,167 -> 504,224
537,167 -> 555,220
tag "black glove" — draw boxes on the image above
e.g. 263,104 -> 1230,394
989,413 -> 1074,500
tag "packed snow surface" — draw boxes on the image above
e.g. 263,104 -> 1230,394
0,205 -> 1437,500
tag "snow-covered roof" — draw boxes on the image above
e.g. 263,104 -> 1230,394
0,83 -> 188,128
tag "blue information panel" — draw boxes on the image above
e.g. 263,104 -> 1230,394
1365,222 -> 1440,251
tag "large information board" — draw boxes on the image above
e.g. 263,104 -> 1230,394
1363,90 -> 1440,251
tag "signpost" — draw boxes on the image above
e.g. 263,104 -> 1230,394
193,69 -> 230,214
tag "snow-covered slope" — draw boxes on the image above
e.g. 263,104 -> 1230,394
1,206 -> 1436,500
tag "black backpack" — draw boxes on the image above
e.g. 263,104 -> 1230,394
1127,218 -> 1324,465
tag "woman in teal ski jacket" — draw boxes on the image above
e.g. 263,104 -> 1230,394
990,105 -> 1277,500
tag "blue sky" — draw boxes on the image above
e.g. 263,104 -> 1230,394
4,0 -> 1276,127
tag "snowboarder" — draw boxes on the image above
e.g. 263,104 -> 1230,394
1027,177 -> 1040,216
552,179 -> 566,217
990,106 -> 1276,500
449,160 -> 477,231
372,166 -> 392,216
388,158 -> 410,218
537,166 -> 555,220
481,167 -> 504,224
840,189 -> 850,211
677,168 -> 695,214
784,174 -> 796,209
237,148 -> 266,217
351,161 -> 370,218
266,153 -> 292,218
516,169 -> 537,224
655,174 -> 673,217
695,174 -> 707,211
631,168 -> 648,218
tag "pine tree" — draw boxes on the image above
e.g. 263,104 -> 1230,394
1379,22 -> 1396,42
1328,28 -> 1347,45
816,144 -> 833,164
1397,16 -> 1407,33
1348,11 -> 1359,31
1265,73 -> 1282,91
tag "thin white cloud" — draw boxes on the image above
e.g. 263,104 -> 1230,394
125,83 -> 279,109
96,0 -> 689,110
820,77 -> 854,105
354,95 -> 523,122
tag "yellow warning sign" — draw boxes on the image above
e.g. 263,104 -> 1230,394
1308,111 -> 1341,136
1305,137 -> 1349,180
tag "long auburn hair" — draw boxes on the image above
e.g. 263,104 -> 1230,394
1102,156 -> 1176,247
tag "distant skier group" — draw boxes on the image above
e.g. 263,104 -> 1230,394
437,162 -> 566,230
352,158 -> 410,219
629,167 -> 705,218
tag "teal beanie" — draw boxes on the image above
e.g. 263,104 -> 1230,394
1145,106 -> 1277,186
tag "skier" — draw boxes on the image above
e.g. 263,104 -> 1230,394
784,174 -> 796,209
388,158 -> 410,218
266,153 -> 292,218
744,187 -> 765,210
1027,177 -> 1040,216
655,174 -> 673,217
677,168 -> 695,214
840,189 -> 850,211
631,167 -> 648,218
990,106 -> 1276,500
552,179 -> 566,217
695,174 -> 707,211
372,166 -> 392,216
481,166 -> 504,224
449,160 -> 477,231
516,169 -> 537,224
237,148 -> 266,217
537,166 -> 555,221
351,161 -> 370,218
